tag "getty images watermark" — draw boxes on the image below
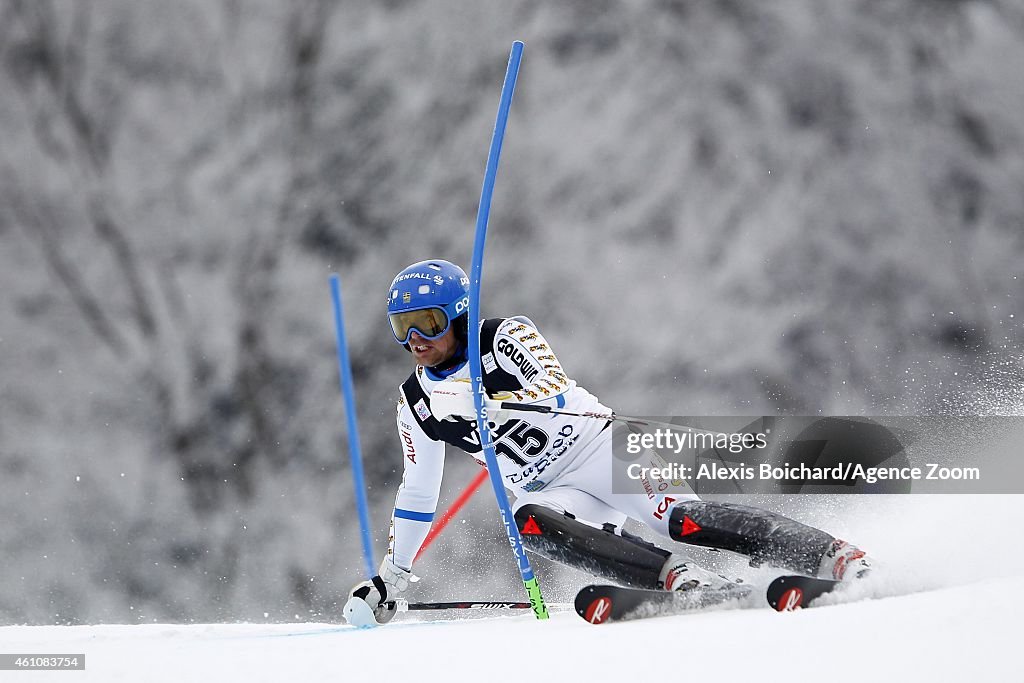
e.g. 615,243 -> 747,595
610,416 -> 1024,494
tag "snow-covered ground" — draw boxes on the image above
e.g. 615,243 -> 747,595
3,577 -> 1020,683
4,495 -> 1022,682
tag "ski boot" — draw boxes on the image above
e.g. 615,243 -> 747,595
816,539 -> 873,581
659,553 -> 743,593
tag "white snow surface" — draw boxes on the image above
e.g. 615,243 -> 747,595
2,578 -> 1020,683
4,495 -> 1022,682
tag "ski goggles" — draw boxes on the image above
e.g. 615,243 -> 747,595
389,307 -> 452,344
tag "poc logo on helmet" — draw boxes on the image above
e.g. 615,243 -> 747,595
454,296 -> 470,314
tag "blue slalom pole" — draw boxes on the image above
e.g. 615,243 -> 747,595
329,274 -> 376,580
467,41 -> 548,620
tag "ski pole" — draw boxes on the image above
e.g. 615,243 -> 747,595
414,468 -> 489,562
467,40 -> 549,620
387,599 -> 570,612
498,402 -> 731,435
329,274 -> 376,580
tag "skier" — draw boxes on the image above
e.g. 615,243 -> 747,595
345,259 -> 872,625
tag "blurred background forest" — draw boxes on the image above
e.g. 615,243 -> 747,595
1,0 -> 1022,624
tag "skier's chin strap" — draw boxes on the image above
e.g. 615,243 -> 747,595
426,341 -> 468,380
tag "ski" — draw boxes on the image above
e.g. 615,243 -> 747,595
574,584 -> 751,624
766,575 -> 840,611
574,575 -> 842,624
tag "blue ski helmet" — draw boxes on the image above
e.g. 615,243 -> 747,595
387,259 -> 470,345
